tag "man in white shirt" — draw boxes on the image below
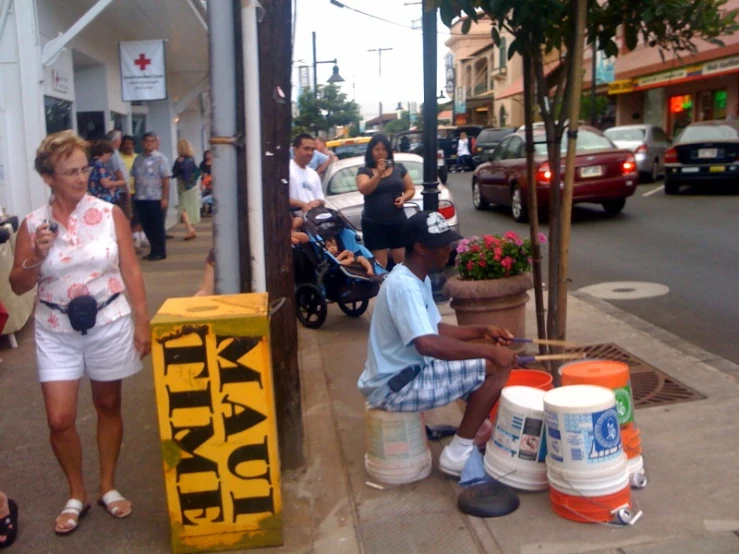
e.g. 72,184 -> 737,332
289,134 -> 325,212
455,132 -> 472,173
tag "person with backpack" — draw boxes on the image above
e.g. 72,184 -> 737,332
172,139 -> 200,241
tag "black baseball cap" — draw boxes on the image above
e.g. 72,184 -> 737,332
403,211 -> 463,248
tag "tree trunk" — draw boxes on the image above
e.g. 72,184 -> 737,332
257,0 -> 305,469
522,51 -> 547,355
554,0 -> 589,382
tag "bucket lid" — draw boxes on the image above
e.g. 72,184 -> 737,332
560,360 -> 630,387
501,386 -> 546,411
544,385 -> 615,411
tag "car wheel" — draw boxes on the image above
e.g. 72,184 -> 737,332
510,184 -> 529,223
438,165 -> 448,185
472,179 -> 489,210
602,198 -> 626,215
650,159 -> 660,183
664,180 -> 679,195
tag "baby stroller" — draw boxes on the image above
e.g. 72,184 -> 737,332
294,207 -> 387,329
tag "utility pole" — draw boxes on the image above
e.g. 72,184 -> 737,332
421,0 -> 439,211
368,47 -> 392,132
591,39 -> 598,127
257,0 -> 304,469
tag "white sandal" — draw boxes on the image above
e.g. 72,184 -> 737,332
97,489 -> 132,519
55,499 -> 90,535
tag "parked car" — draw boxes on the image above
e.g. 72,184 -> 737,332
663,120 -> 739,195
438,125 -> 484,170
322,152 -> 459,235
472,127 -> 517,166
472,127 -> 638,222
390,131 -> 448,184
604,124 -> 671,182
325,137 -> 372,160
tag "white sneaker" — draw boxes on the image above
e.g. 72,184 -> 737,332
140,234 -> 150,247
133,235 -> 142,249
439,443 -> 474,477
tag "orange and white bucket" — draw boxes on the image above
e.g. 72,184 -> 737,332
544,385 -> 636,524
489,369 -> 554,423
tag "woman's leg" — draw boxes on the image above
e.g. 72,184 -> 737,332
90,379 -> 131,516
181,210 -> 194,235
41,380 -> 87,529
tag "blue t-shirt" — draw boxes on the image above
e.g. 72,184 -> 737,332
308,150 -> 328,170
357,263 -> 441,405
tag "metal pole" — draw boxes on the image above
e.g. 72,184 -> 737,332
421,0 -> 439,211
591,39 -> 597,127
368,47 -> 392,133
312,31 -> 318,99
243,0 -> 267,292
207,0 -> 240,294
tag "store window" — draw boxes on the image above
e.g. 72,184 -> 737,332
110,111 -> 125,131
669,94 -> 693,139
713,90 -> 727,120
77,111 -> 106,140
44,96 -> 73,134
131,114 -> 147,153
498,38 -> 507,69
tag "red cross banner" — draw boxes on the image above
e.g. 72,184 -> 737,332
119,39 -> 167,101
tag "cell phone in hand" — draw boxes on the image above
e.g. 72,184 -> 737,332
45,219 -> 59,233
385,160 -> 394,168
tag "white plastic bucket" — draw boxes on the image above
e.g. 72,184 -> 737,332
544,385 -> 624,471
364,406 -> 432,485
484,386 -> 549,491
547,455 -> 630,497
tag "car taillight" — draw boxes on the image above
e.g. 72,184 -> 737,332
622,155 -> 637,174
536,163 -> 552,184
635,144 -> 648,154
664,147 -> 678,163
438,200 -> 456,219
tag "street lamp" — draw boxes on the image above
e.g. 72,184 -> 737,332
312,31 -> 344,100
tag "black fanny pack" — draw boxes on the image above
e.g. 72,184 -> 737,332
40,293 -> 120,335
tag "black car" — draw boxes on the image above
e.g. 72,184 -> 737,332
391,130 -> 449,184
471,127 -> 517,166
438,125 -> 484,170
663,120 -> 739,194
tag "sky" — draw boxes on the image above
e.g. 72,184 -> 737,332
291,0 -> 454,121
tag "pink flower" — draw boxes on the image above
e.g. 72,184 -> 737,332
456,239 -> 470,254
494,247 -> 503,261
504,231 -> 520,242
484,235 -> 495,248
500,256 -> 513,270
537,232 -> 548,244
466,261 -> 474,272
470,244 -> 481,253
108,277 -> 124,294
479,259 -> 487,268
67,283 -> 90,299
83,207 -> 103,226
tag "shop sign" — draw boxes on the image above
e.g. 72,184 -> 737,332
637,68 -> 687,88
455,86 -> 466,115
51,69 -> 70,94
119,39 -> 167,101
703,54 -> 739,76
608,79 -> 635,95
596,50 -> 616,84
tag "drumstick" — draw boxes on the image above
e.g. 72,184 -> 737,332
516,353 -> 585,364
511,337 -> 577,347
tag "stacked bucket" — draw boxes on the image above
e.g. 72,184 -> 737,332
482,365 -> 645,524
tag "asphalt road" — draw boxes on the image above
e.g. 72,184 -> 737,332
443,170 -> 739,364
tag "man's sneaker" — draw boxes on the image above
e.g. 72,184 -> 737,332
439,443 -> 474,477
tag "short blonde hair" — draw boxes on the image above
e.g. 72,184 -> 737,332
35,131 -> 88,176
177,139 -> 195,158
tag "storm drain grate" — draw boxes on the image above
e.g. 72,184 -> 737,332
554,343 -> 706,408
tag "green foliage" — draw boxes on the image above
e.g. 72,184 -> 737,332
579,93 -> 610,122
293,84 -> 361,135
384,111 -> 411,134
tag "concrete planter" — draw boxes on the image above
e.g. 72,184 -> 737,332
443,273 -> 534,344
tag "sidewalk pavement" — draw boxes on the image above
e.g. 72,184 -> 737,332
1,222 -> 738,553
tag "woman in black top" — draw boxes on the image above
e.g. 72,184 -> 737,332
355,134 -> 415,268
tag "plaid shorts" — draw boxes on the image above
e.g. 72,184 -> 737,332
376,358 -> 487,412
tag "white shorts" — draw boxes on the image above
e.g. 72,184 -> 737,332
35,316 -> 143,383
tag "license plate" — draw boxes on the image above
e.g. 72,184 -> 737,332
580,165 -> 603,178
698,148 -> 717,158
682,167 -> 700,173
709,165 -> 726,173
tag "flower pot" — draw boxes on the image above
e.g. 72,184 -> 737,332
443,273 -> 534,347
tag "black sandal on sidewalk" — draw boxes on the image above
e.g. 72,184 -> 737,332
0,499 -> 18,549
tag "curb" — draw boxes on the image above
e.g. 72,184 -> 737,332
570,290 -> 739,381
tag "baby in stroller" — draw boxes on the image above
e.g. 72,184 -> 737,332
324,237 -> 374,276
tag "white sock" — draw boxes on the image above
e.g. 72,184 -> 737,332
448,434 -> 474,456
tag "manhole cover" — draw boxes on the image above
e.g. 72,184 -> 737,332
561,343 -> 705,408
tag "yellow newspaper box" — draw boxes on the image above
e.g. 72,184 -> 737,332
151,293 -> 282,552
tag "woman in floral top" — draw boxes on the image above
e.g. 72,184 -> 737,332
87,140 -> 126,204
9,131 -> 149,536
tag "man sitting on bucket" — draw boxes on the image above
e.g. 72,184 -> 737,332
358,211 -> 517,476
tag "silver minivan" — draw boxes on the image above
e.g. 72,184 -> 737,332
604,124 -> 672,182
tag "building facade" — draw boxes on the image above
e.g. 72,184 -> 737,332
0,0 -> 209,220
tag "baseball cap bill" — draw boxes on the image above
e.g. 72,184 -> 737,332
403,211 -> 463,249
